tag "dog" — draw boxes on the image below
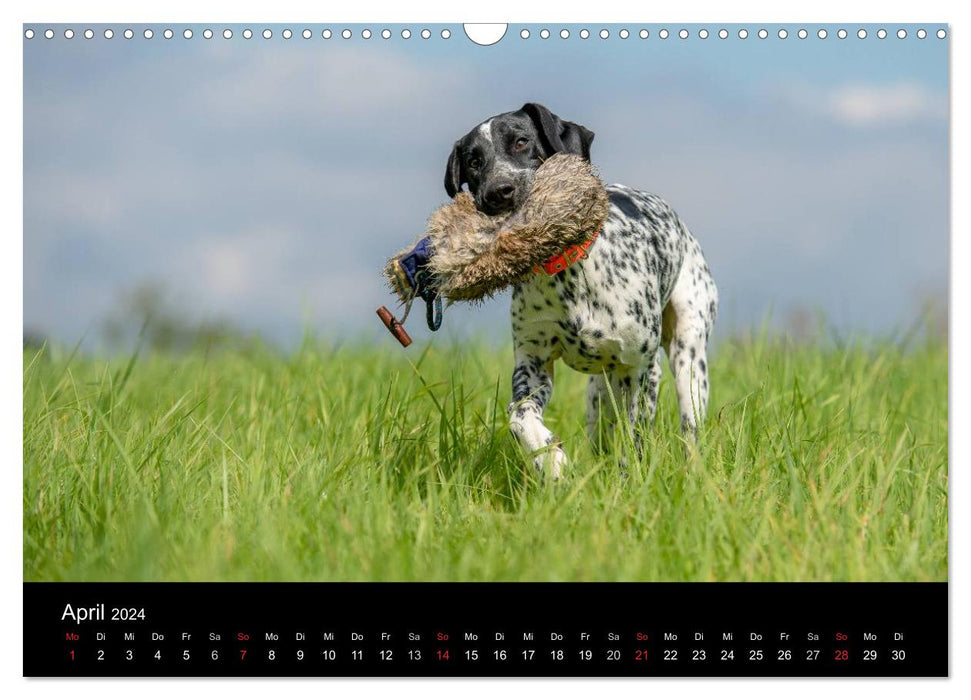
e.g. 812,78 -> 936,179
444,103 -> 718,478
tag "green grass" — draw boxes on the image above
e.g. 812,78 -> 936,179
23,331 -> 947,582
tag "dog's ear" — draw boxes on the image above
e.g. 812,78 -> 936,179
521,102 -> 595,161
444,140 -> 465,198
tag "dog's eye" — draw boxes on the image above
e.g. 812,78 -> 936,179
512,137 -> 529,152
468,157 -> 481,170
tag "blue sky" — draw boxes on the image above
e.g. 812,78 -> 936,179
23,24 -> 948,349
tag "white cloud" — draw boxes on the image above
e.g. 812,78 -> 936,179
776,81 -> 947,128
826,82 -> 947,126
193,45 -> 469,130
177,225 -> 311,307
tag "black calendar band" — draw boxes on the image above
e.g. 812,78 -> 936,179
23,582 -> 947,677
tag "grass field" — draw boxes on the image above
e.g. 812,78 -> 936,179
23,329 -> 948,582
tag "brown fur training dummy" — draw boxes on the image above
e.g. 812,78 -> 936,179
377,154 -> 609,344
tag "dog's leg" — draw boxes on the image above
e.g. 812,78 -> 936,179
588,369 -> 645,465
665,327 -> 709,437
662,241 -> 717,438
508,351 -> 566,480
586,375 -> 613,454
637,353 -> 663,426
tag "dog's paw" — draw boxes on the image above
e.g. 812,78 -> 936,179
617,456 -> 629,477
534,447 -> 568,482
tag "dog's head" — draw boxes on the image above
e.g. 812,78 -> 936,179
443,103 -> 595,216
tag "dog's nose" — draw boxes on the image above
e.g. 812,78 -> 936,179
484,182 -> 516,209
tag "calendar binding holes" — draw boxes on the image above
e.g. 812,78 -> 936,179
19,24 -> 948,44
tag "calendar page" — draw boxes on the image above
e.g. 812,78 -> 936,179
22,21 -> 948,677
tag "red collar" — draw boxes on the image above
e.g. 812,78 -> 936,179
533,228 -> 601,276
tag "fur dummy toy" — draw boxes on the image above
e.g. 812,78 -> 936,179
377,154 -> 608,345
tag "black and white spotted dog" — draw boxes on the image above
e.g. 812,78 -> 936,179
444,103 -> 718,478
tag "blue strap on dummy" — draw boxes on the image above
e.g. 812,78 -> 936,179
393,236 -> 443,331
